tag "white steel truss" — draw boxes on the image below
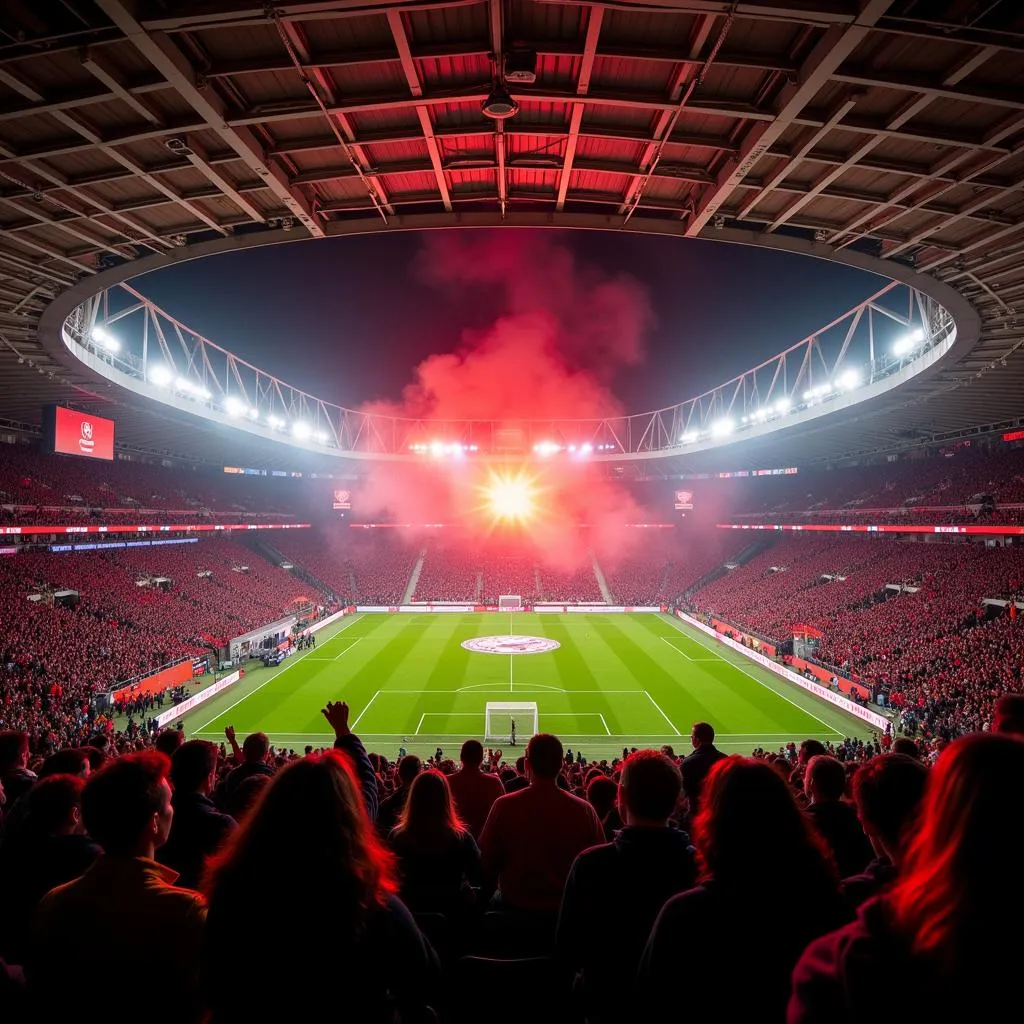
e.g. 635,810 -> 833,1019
62,278 -> 954,461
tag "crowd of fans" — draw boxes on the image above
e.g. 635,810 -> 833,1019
0,444 -> 304,524
0,540 -> 325,749
1,703 -> 1021,1023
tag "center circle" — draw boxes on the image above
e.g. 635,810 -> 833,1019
461,635 -> 561,655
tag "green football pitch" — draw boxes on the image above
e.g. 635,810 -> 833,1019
180,613 -> 872,760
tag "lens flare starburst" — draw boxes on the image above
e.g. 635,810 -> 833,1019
481,470 -> 538,524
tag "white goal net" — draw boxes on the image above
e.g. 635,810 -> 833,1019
498,594 -> 523,611
484,701 -> 538,744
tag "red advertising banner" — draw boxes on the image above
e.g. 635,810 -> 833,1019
717,522 -> 1024,536
0,522 -> 311,536
53,406 -> 115,461
1003,429 -> 1024,442
112,658 -> 193,703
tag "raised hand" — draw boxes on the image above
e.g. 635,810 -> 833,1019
322,700 -> 351,737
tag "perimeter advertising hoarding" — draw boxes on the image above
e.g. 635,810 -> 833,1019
46,405 -> 115,461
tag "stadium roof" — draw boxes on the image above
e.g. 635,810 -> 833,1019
0,0 -> 1022,471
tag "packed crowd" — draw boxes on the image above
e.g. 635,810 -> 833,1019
0,445 -> 303,522
1,702 -> 1021,1023
0,540 -> 326,749
721,444 -> 1024,520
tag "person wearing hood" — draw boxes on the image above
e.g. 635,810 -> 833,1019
557,750 -> 696,1024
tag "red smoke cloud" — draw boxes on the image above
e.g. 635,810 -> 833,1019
357,232 -> 657,564
363,232 -> 653,420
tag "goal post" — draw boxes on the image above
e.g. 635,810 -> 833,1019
498,594 -> 523,611
484,701 -> 538,743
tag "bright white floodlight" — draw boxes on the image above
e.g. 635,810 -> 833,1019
225,396 -> 246,417
836,369 -> 861,391
893,327 -> 926,357
91,325 -> 119,351
267,415 -> 285,429
315,431 -> 329,444
292,421 -> 311,440
148,364 -> 172,387
775,397 -> 791,414
711,418 -> 734,438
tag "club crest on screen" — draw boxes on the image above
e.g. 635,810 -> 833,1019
79,420 -> 95,454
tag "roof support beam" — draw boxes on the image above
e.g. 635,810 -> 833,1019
619,13 -> 716,216
686,0 -> 897,236
96,0 -> 323,237
271,15 -> 392,219
387,9 -> 451,212
489,0 -> 507,218
557,6 -> 603,211
768,45 -> 999,235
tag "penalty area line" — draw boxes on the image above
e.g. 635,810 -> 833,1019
351,690 -> 382,731
644,690 -> 681,736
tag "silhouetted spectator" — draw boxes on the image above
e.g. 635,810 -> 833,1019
37,748 -> 90,780
27,752 -> 206,1023
447,739 -> 504,838
0,731 -> 36,810
377,754 -> 422,834
202,718 -> 437,1023
639,757 -> 848,1021
680,721 -> 726,815
389,769 -> 481,919
159,740 -> 236,890
804,755 -> 873,878
842,753 -> 928,907
585,774 -> 623,840
790,734 -> 1024,1022
214,729 -> 273,806
480,733 -> 604,915
993,692 -> 1024,736
559,750 -> 696,1023
0,775 -> 100,964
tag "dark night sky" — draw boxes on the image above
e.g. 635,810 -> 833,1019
134,230 -> 884,414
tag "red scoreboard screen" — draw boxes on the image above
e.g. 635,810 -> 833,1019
47,406 -> 115,461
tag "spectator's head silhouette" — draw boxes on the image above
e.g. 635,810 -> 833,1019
993,694 -> 1024,736
690,722 -> 715,750
205,749 -> 396,927
889,733 -> 1024,973
241,732 -> 270,764
525,733 -> 563,782
20,773 -> 85,838
155,729 -> 185,758
82,751 -> 173,857
460,739 -> 485,768
171,740 -> 218,796
619,749 -> 682,826
0,730 -> 30,772
853,753 -> 927,862
695,757 -> 836,891
38,747 -> 90,779
394,768 -> 464,845
397,754 -> 422,788
805,755 -> 847,804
